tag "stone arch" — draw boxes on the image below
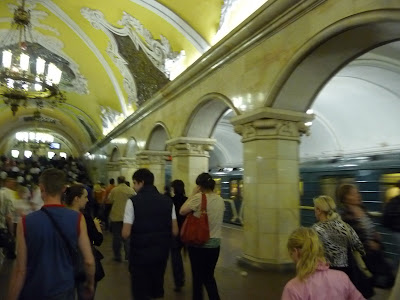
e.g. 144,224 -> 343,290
269,10 -> 400,112
146,122 -> 170,151
183,93 -> 239,138
183,93 -> 242,168
110,147 -> 121,162
125,137 -> 139,157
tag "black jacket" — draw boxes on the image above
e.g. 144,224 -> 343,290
129,185 -> 173,267
383,196 -> 400,232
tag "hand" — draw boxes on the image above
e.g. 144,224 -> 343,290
368,240 -> 381,251
93,218 -> 102,232
81,281 -> 94,300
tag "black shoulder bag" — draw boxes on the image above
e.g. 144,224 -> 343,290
41,207 -> 85,281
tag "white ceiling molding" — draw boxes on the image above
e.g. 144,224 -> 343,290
219,0 -> 240,30
81,8 -> 184,105
129,0 -> 209,53
8,2 -> 60,36
0,29 -> 88,95
81,8 -> 137,105
33,0 -> 128,116
336,75 -> 400,100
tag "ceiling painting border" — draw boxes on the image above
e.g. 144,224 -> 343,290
129,0 -> 210,53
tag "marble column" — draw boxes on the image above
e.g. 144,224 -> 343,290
106,162 -> 122,182
166,137 -> 215,194
136,150 -> 170,192
231,107 -> 312,269
119,158 -> 137,184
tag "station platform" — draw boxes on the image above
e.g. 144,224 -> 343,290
0,225 -> 392,299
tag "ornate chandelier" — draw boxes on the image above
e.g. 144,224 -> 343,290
0,0 -> 65,116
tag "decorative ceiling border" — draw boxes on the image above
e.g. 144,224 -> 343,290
81,8 -> 184,106
33,0 -> 128,115
129,0 -> 209,53
219,0 -> 240,30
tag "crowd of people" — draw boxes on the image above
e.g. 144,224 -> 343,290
2,153 -> 400,299
0,154 -> 225,300
283,184 -> 400,300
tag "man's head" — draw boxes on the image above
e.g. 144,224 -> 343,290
117,176 -> 126,184
109,178 -> 115,185
39,168 -> 66,198
132,168 -> 154,192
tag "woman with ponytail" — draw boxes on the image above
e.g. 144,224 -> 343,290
312,195 -> 365,273
282,227 -> 364,300
64,184 -> 105,300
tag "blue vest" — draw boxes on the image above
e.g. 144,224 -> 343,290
19,205 -> 80,299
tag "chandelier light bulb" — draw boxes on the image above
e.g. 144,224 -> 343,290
36,57 -> 45,75
2,50 -> 12,69
20,53 -> 30,71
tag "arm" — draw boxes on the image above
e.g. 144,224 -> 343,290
122,223 -> 132,240
180,186 -> 201,216
122,200 -> 133,240
172,219 -> 178,237
349,226 -> 365,256
7,220 -> 27,300
78,217 -> 95,294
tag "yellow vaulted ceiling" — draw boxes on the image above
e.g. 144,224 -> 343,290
0,0 -> 228,155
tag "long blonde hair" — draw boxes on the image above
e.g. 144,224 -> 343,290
313,195 -> 341,221
287,227 -> 326,280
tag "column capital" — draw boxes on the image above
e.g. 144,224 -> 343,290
231,107 -> 313,142
166,137 -> 216,157
136,150 -> 170,165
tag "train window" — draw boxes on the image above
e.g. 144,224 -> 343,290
230,179 -> 243,201
380,173 -> 400,203
214,178 -> 221,195
320,177 -> 354,201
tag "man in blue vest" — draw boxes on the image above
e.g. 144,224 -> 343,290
8,168 -> 95,300
122,168 -> 178,299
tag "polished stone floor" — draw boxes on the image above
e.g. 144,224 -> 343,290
0,225 -> 394,299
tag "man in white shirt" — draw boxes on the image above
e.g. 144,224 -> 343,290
122,168 -> 178,299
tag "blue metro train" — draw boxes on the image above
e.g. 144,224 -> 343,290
210,153 -> 400,263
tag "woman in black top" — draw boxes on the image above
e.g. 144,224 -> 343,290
170,180 -> 187,291
64,184 -> 105,299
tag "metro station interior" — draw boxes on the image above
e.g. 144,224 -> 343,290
1,0 -> 400,299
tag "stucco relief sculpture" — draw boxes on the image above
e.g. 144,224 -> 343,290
81,8 -> 184,106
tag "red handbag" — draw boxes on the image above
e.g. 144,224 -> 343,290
180,193 -> 210,245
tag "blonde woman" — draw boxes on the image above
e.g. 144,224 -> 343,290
312,195 -> 365,272
282,227 -> 364,300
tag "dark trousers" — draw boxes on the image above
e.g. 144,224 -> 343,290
130,261 -> 168,300
103,204 -> 112,230
171,237 -> 185,287
111,221 -> 129,260
188,246 -> 220,300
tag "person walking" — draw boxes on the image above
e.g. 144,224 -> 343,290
282,227 -> 364,300
64,184 -> 105,300
180,173 -> 224,300
109,176 -> 135,262
170,179 -> 188,292
122,168 -> 178,299
7,168 -> 95,300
